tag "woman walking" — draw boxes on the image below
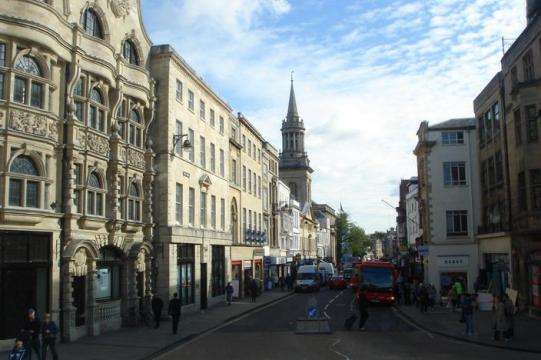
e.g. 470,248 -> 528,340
493,296 -> 507,341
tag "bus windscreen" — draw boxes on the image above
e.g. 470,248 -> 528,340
361,267 -> 393,291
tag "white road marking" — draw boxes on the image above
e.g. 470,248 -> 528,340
329,338 -> 351,360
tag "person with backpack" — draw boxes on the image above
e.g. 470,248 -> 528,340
461,293 -> 475,337
8,339 -> 28,360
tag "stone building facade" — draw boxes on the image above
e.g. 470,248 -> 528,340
0,0 -> 155,346
150,45 -> 231,313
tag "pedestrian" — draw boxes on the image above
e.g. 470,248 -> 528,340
151,293 -> 164,329
279,276 -> 286,291
24,308 -> 42,360
286,273 -> 293,291
168,293 -> 182,335
428,285 -> 437,310
41,313 -> 58,360
449,287 -> 458,312
357,285 -> 369,331
461,293 -> 475,337
452,279 -> 464,306
8,339 -> 27,360
249,278 -> 258,303
503,293 -> 515,340
419,284 -> 429,313
272,273 -> 279,288
493,296 -> 507,341
393,283 -> 401,305
225,282 -> 234,306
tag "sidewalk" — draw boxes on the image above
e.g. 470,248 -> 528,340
395,303 -> 541,353
1,290 -> 293,360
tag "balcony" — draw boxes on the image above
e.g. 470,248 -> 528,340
244,229 -> 267,245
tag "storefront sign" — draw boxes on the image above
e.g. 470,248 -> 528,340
438,256 -> 469,268
243,260 -> 252,268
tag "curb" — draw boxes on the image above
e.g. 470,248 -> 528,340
393,306 -> 541,354
142,292 -> 296,360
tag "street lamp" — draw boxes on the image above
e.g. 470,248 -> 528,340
171,133 -> 192,155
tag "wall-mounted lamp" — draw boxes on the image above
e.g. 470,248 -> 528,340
171,134 -> 192,155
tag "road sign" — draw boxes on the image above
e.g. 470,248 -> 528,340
307,307 -> 318,319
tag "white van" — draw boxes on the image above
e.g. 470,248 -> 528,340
318,262 -> 335,284
295,265 -> 320,292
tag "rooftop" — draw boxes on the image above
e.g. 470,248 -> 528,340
428,118 -> 475,131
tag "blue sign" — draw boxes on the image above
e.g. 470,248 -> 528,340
307,307 -> 318,319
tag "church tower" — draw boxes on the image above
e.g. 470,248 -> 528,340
279,77 -> 313,207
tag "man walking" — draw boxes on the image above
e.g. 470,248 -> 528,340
461,293 -> 475,337
225,282 -> 234,306
357,285 -> 369,331
41,313 -> 59,360
151,294 -> 164,329
168,293 -> 182,335
249,279 -> 258,303
24,308 -> 42,360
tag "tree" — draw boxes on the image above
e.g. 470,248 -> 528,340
335,210 -> 350,262
349,225 -> 371,257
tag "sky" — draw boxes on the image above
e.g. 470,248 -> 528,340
142,0 -> 527,233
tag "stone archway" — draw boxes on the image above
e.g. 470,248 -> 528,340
231,198 -> 239,243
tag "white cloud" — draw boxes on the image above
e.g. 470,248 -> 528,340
143,0 -> 526,232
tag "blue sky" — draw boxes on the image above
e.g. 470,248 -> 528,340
142,0 -> 526,232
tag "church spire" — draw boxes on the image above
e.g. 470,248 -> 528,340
287,72 -> 299,121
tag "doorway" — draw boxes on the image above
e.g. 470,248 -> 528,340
72,276 -> 86,327
200,264 -> 208,310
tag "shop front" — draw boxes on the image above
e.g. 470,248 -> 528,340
478,233 -> 512,296
528,251 -> 541,316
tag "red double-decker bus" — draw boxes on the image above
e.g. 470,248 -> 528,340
352,261 -> 396,304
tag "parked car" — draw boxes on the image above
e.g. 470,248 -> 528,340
328,275 -> 347,290
318,262 -> 335,285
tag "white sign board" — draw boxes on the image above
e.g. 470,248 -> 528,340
437,255 -> 469,268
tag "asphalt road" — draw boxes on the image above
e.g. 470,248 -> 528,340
153,288 -> 541,360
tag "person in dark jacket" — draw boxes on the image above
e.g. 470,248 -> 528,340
168,293 -> 182,335
151,294 -> 164,329
225,282 -> 234,305
9,339 -> 28,360
24,308 -> 42,360
357,285 -> 369,331
41,313 -> 58,360
249,279 -> 258,303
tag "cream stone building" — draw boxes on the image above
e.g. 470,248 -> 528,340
0,0 -> 155,346
150,45 -> 231,312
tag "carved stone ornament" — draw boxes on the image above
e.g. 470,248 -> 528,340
72,248 -> 88,276
128,149 -> 145,169
87,133 -> 110,157
75,129 -> 86,147
136,251 -> 145,272
9,109 -> 58,141
110,0 -> 131,17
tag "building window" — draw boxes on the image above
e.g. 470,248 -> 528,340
210,143 -> 216,173
200,136 -> 206,168
73,77 -> 86,122
531,169 -> 541,210
487,157 -> 495,187
511,66 -> 518,87
200,100 -> 205,120
188,128 -> 194,162
518,172 -> 527,211
231,159 -> 237,184
128,109 -> 143,147
0,43 -> 6,67
87,172 -> 104,216
242,208 -> 246,241
248,140 -> 252,157
526,105 -> 539,142
478,116 -> 485,148
493,102 -> 500,134
258,175 -> 262,198
523,51 -> 535,82
177,244 -> 195,305
200,191 -> 207,227
220,198 -> 225,230
443,162 -> 466,186
188,90 -> 194,111
88,87 -> 106,132
219,149 -> 225,177
13,55 -> 45,108
0,73 -> 4,100
8,155 -> 41,208
219,116 -> 224,134
175,183 -> 183,224
485,110 -> 493,143
242,135 -> 246,151
211,246 -> 225,297
176,80 -> 183,102
442,131 -> 464,145
82,8 -> 103,39
249,210 -> 252,230
188,187 -> 195,225
175,120 -> 183,155
96,247 -> 122,301
446,210 -> 468,236
242,166 -> 246,191
211,195 -> 216,229
74,163 -> 83,213
122,40 -> 138,65
514,109 -> 522,146
253,173 -> 257,195
248,169 -> 252,194
210,109 -> 215,128
495,151 -> 503,185
127,182 -> 142,222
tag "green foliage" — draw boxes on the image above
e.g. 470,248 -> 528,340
336,208 -> 371,258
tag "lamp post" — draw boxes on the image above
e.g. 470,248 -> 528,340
171,133 -> 192,155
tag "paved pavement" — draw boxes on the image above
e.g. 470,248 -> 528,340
155,288 -> 541,360
395,302 -> 541,353
0,290 -> 292,360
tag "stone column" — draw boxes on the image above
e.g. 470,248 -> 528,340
86,261 -> 100,337
61,262 -> 76,342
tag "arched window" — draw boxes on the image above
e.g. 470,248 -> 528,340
83,9 -> 103,39
88,87 -> 106,132
127,182 -> 142,222
96,246 -> 122,301
87,172 -> 105,216
123,40 -> 139,65
13,55 -> 45,108
128,108 -> 143,147
9,156 -> 41,208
